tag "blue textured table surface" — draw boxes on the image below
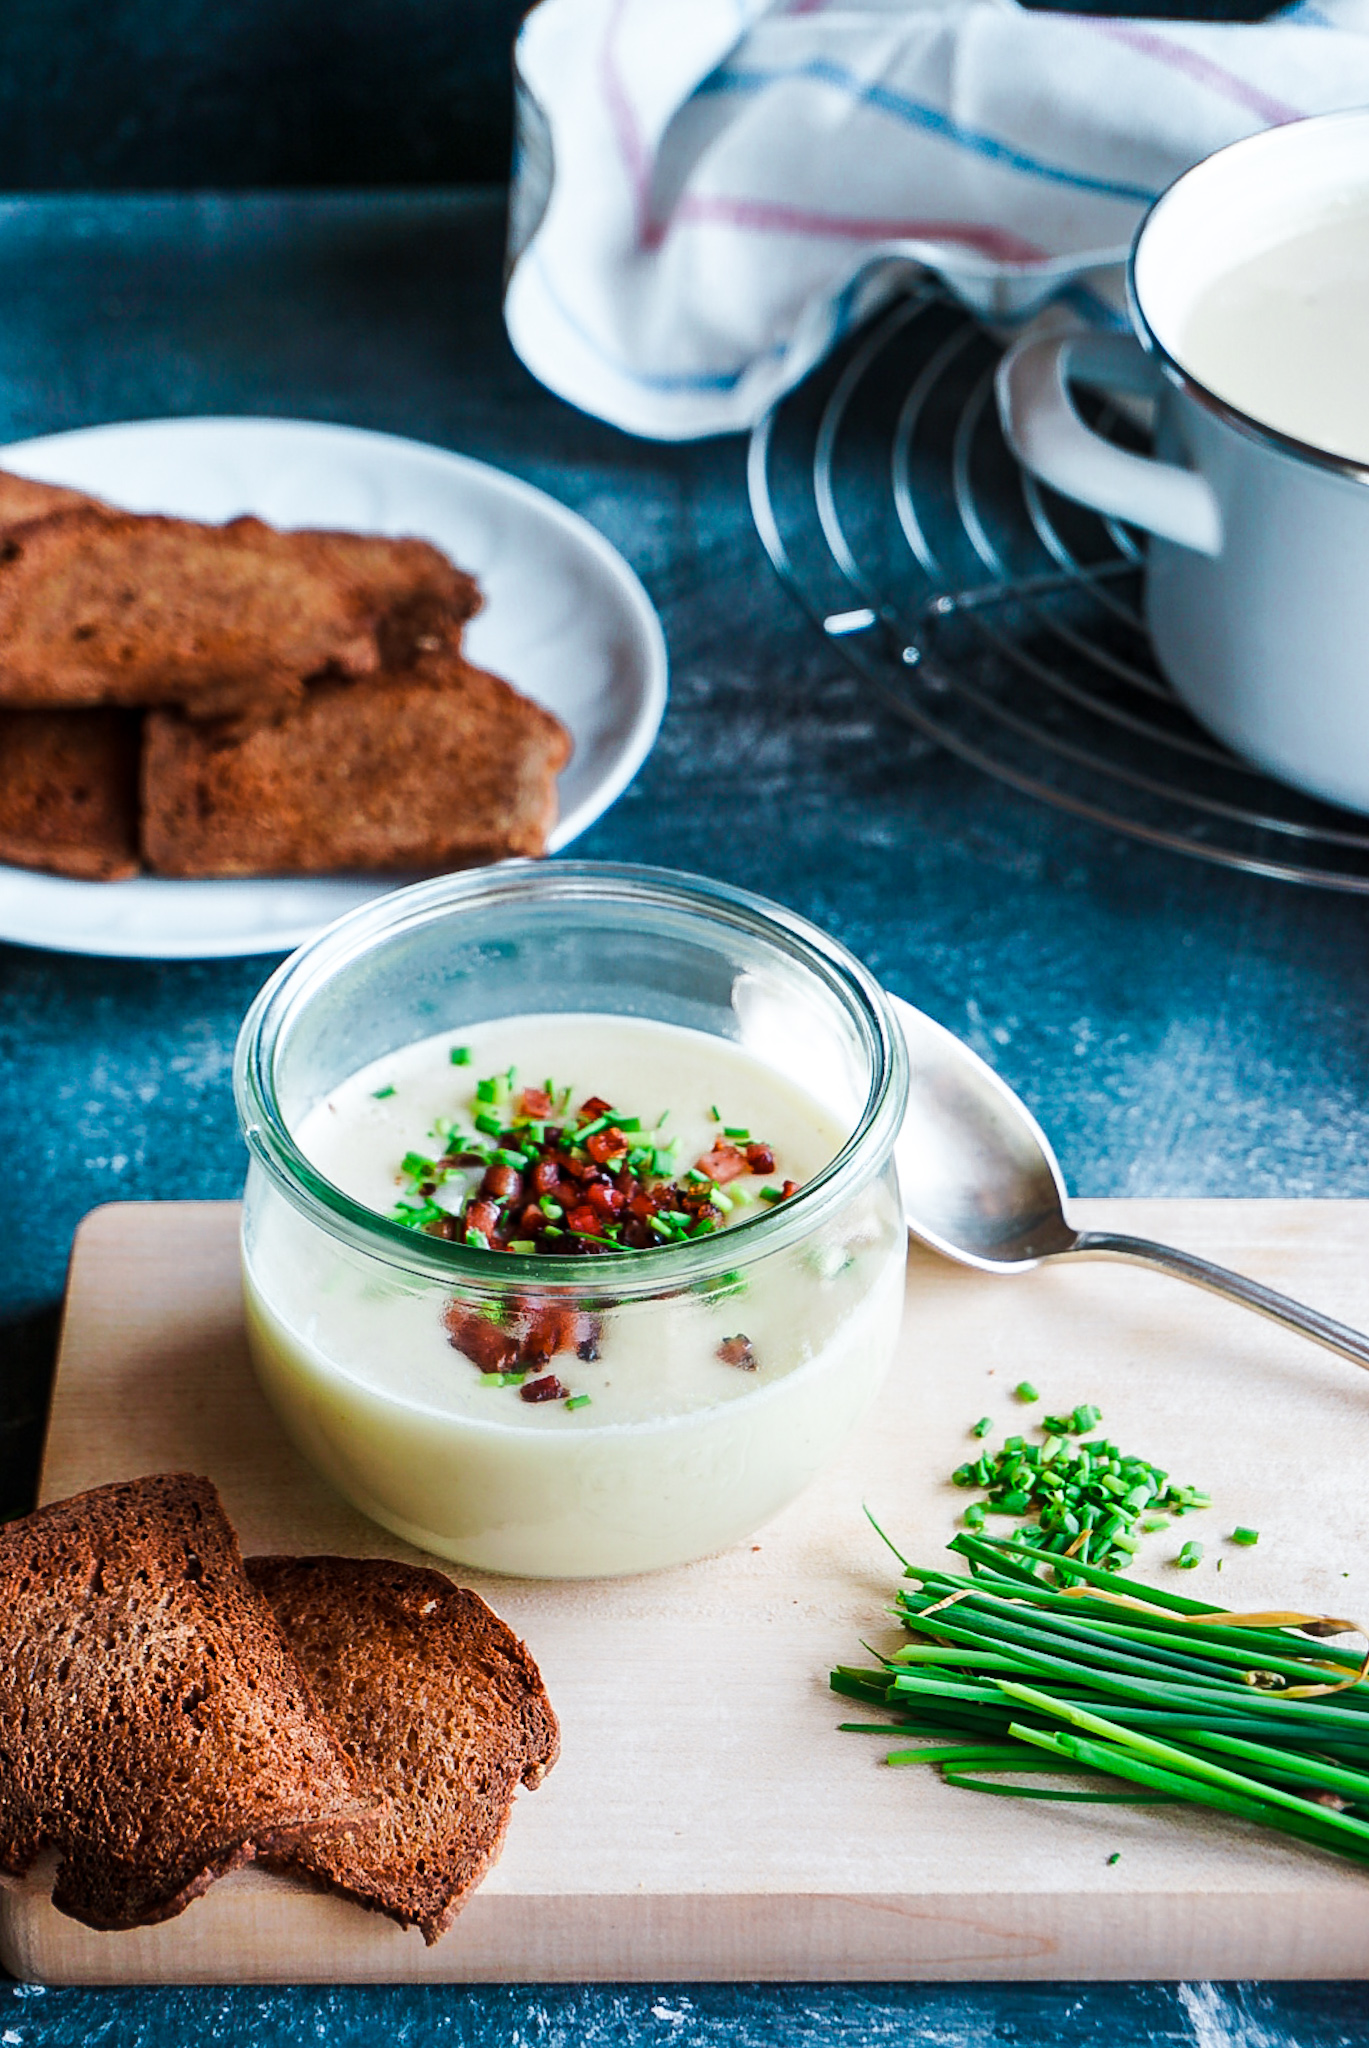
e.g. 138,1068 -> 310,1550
2,190 -> 1369,2044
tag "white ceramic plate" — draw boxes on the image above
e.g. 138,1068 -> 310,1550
0,417 -> 668,958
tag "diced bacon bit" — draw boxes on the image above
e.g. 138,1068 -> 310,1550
695,1141 -> 751,1184
518,1086 -> 554,1119
443,1301 -> 519,1373
566,1204 -> 601,1237
509,1299 -> 600,1366
579,1096 -> 613,1118
447,1296 -> 603,1375
585,1126 -> 627,1165
482,1162 -> 523,1201
520,1373 -> 568,1403
781,1180 -> 800,1200
745,1141 -> 776,1175
531,1158 -> 560,1195
717,1333 -> 757,1371
465,1197 -> 501,1240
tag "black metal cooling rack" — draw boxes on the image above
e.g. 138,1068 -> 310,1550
748,284 -> 1369,892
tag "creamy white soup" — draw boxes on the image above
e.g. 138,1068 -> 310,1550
240,1014 -> 906,1574
1176,196 -> 1369,463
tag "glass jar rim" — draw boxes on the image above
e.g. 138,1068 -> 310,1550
233,861 -> 908,1301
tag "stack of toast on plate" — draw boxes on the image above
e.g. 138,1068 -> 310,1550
0,473 -> 571,881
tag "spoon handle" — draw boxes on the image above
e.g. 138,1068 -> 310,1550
1069,1228 -> 1369,1371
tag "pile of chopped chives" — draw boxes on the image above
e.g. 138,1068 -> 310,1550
834,1530 -> 1369,1871
951,1404 -> 1210,1572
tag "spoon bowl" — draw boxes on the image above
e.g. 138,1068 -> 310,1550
891,995 -> 1369,1370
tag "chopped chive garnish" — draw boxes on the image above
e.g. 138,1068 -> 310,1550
709,1105 -> 721,1122
759,1185 -> 784,1203
724,1126 -> 750,1140
1177,1540 -> 1204,1570
565,1394 -> 592,1411
372,1084 -> 396,1099
949,1405 -> 1208,1575
1015,1381 -> 1040,1403
389,1070 -> 788,1280
1231,1527 -> 1260,1547
450,1046 -> 471,1065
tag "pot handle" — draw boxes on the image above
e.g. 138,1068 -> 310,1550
995,331 -> 1222,558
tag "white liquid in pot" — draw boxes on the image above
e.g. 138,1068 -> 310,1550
1175,198 -> 1369,463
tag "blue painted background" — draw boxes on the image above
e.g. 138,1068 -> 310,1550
0,0 -> 1271,192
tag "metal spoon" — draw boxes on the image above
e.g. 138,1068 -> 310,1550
891,996 -> 1369,1370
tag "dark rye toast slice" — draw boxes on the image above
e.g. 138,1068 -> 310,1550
247,1555 -> 559,1945
140,653 -> 572,876
0,1474 -> 372,1931
0,707 -> 140,878
0,507 -> 481,719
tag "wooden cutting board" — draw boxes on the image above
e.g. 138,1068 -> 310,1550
6,1197 -> 1369,1985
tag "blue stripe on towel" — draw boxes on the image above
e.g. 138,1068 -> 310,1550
697,59 -> 1158,206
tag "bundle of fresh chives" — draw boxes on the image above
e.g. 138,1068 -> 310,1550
834,1530 -> 1369,1867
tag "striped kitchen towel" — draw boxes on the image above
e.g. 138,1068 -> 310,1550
504,0 -> 1369,440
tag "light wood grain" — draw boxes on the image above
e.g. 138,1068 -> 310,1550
6,1197 -> 1369,1983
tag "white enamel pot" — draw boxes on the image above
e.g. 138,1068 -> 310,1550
996,110 -> 1369,815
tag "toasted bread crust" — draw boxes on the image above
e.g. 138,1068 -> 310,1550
140,655 -> 571,877
0,1475 -> 371,1931
0,708 -> 140,879
0,508 -> 480,718
0,470 -> 103,526
248,1555 -> 559,1944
